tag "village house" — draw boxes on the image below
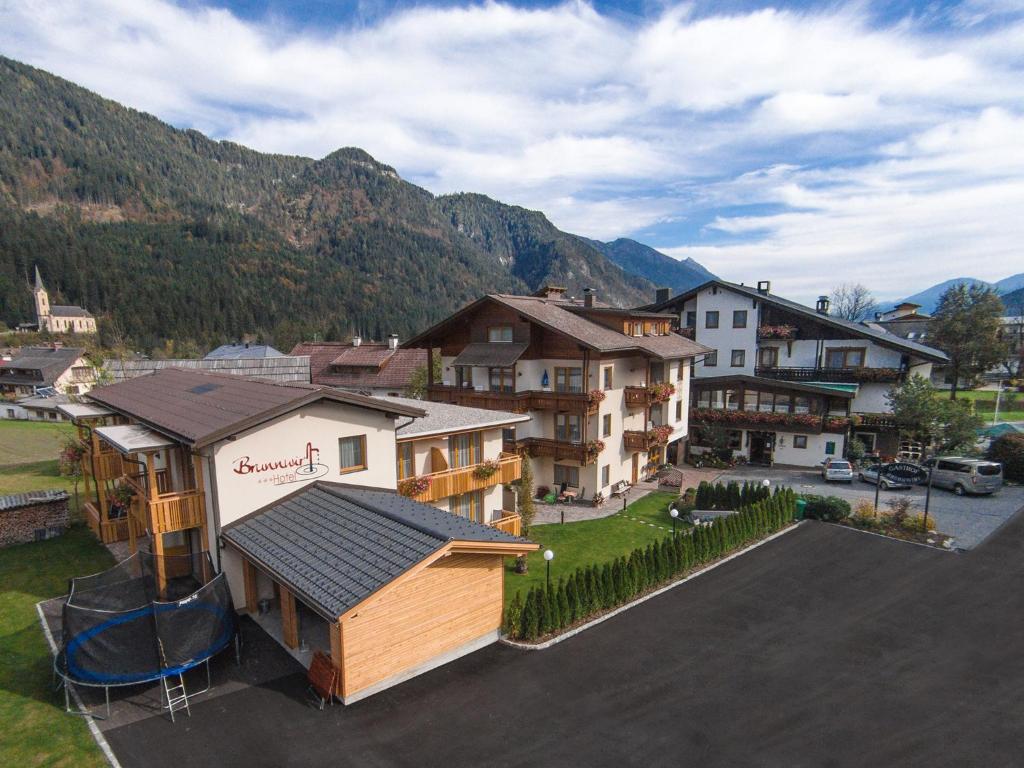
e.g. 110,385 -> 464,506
403,286 -> 708,501
28,266 -> 97,334
0,345 -> 96,399
292,336 -> 427,396
60,367 -> 535,702
646,280 -> 948,465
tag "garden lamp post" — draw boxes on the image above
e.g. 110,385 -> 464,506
762,479 -> 770,488
544,549 -> 554,589
670,506 -> 679,537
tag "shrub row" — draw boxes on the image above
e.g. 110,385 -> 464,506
988,433 -> 1024,483
799,494 -> 852,521
694,480 -> 773,511
506,488 -> 798,641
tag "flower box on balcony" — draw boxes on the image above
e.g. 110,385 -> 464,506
472,459 -> 501,480
689,407 -> 823,431
757,324 -> 797,340
647,425 -> 673,445
649,382 -> 675,403
849,367 -> 903,383
398,476 -> 432,497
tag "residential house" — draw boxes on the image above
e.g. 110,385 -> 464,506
30,266 -> 97,334
386,395 -> 528,533
647,280 -> 948,465
403,287 -> 708,500
0,345 -> 96,399
2,393 -> 74,421
293,336 -> 427,396
60,368 -> 534,702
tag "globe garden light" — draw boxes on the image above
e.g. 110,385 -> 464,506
543,549 -> 554,561
669,506 -> 679,536
762,479 -> 771,487
543,549 -> 554,589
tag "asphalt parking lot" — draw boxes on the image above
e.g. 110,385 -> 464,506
95,508 -> 1024,768
717,465 -> 1024,549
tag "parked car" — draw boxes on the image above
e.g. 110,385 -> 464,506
921,457 -> 1004,496
821,458 -> 854,483
857,465 -> 911,490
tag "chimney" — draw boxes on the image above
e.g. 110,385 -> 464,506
816,296 -> 830,315
655,287 -> 671,304
583,288 -> 595,308
388,334 -> 399,350
757,280 -> 771,295
352,336 -> 362,347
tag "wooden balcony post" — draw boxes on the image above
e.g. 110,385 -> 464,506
192,453 -> 208,551
243,558 -> 258,613
146,453 -> 168,595
280,585 -> 299,649
330,621 -> 345,698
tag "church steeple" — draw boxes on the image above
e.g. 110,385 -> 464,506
33,265 -> 50,329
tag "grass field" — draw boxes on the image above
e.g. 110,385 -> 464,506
948,390 -> 1024,422
503,491 -> 684,610
0,526 -> 113,768
0,421 -> 78,501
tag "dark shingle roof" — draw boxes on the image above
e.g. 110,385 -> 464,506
222,483 -> 531,620
292,342 -> 427,391
49,305 -> 93,318
86,368 -> 423,447
451,342 -> 529,368
646,280 -> 948,362
0,346 -> 85,386
0,489 -> 69,512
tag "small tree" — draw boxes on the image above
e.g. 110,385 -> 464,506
59,438 -> 85,515
405,350 -> 442,399
929,283 -> 1005,399
935,399 -> 982,454
988,433 -> 1024,482
887,374 -> 941,445
513,455 -> 536,574
846,437 -> 867,465
830,283 -> 878,321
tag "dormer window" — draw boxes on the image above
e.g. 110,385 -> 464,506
488,326 -> 513,343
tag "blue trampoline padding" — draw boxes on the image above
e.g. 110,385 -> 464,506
65,602 -> 234,685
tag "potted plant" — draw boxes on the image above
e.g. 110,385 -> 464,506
649,382 -> 676,403
592,490 -> 606,507
472,459 -> 500,480
588,389 -> 607,405
109,482 -> 134,518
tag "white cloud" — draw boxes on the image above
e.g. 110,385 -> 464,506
0,0 -> 1023,298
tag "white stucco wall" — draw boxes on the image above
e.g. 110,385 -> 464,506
690,286 -> 759,377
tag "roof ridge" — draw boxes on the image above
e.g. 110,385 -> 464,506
317,483 -> 454,543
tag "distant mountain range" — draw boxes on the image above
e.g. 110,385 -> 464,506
886,274 -> 1024,315
0,55 -> 715,352
581,237 -> 716,294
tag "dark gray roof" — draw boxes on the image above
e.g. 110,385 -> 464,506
0,346 -> 86,386
0,489 -> 69,512
49,305 -> 93,318
452,342 -> 529,368
386,395 -> 529,438
103,355 -> 311,384
222,483 -> 531,620
87,368 -> 424,447
205,343 -> 285,360
646,280 -> 948,363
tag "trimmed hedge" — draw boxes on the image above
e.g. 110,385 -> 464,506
988,433 -> 1024,482
800,494 -> 851,521
505,487 -> 798,641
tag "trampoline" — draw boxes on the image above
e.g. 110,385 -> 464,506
54,550 -> 237,721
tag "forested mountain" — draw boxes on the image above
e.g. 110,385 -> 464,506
0,56 -> 656,352
583,237 -> 716,295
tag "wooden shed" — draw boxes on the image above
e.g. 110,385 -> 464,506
222,482 -> 537,703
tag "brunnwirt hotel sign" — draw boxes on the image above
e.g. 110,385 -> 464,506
232,442 -> 329,486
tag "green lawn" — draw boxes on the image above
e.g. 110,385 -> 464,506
504,491 -> 685,610
945,390 -> 1024,422
0,421 -> 79,505
0,526 -> 113,768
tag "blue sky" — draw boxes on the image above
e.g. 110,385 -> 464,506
2,0 -> 1023,303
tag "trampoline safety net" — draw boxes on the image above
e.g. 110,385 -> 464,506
57,551 -> 236,686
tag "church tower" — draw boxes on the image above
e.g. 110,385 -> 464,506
34,266 -> 51,331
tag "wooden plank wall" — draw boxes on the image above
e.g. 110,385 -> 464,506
340,553 -> 503,699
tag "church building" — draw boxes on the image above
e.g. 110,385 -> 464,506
31,266 -> 97,334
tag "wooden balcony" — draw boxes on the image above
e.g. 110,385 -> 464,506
516,438 -> 599,465
623,430 -> 651,451
428,385 -> 598,415
490,510 -> 522,537
754,366 -> 904,383
84,501 -> 130,544
624,386 -> 653,408
126,476 -> 206,535
80,444 -> 124,482
409,453 -> 522,504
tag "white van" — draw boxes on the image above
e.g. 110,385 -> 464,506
922,457 -> 1003,496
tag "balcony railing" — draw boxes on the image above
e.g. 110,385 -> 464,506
84,501 -> 130,544
407,453 -> 522,503
516,438 -> 601,465
489,510 -> 522,537
624,383 -> 676,408
428,385 -> 598,415
623,430 -> 652,451
754,366 -> 904,383
125,475 -> 206,534
690,407 -> 851,434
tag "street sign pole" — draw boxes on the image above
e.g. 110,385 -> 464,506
874,462 -> 883,515
924,465 -> 933,532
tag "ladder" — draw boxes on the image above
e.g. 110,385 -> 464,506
162,673 -> 191,722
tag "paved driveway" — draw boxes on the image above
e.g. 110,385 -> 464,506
716,465 -> 1024,549
97,509 -> 1024,768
